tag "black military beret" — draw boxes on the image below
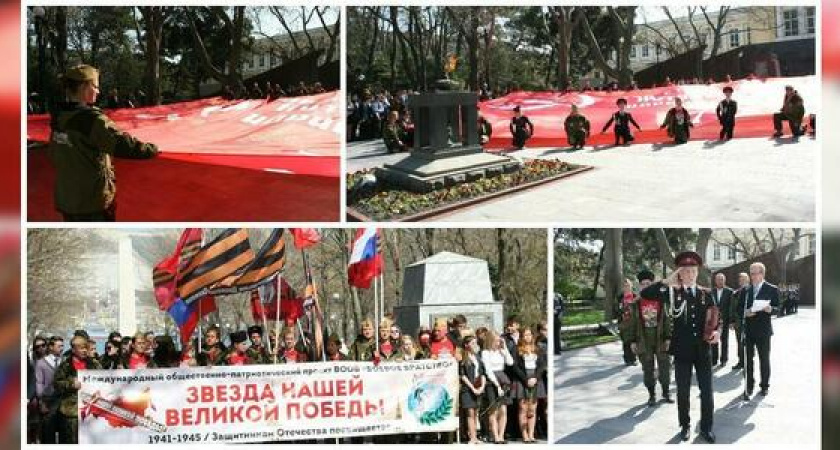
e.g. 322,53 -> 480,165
723,86 -> 734,93
637,270 -> 655,282
675,251 -> 703,267
230,331 -> 248,344
513,106 -> 521,112
247,325 -> 263,336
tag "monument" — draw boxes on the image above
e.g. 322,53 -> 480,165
375,79 -> 520,192
394,251 -> 504,335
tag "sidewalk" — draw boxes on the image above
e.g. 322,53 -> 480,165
347,136 -> 816,222
553,308 -> 819,445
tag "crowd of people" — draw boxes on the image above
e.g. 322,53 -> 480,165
26,312 -> 549,444
222,80 -> 329,101
613,254 -> 787,443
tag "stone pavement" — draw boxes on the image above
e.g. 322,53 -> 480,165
553,308 -> 819,445
346,136 -> 816,222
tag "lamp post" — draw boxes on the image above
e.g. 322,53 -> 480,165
33,6 -> 47,113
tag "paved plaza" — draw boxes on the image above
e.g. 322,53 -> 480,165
347,136 -> 816,222
553,308 -> 819,445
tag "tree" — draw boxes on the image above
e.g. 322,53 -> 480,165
138,7 -> 171,106
603,229 -> 624,320
577,6 -> 637,87
185,6 -> 249,92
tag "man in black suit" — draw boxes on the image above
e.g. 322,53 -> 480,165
741,262 -> 779,397
711,273 -> 734,367
730,272 -> 750,371
641,251 -> 719,444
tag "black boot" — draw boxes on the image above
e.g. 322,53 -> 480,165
647,388 -> 656,407
662,387 -> 674,404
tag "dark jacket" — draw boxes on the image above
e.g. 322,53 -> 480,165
737,282 -> 780,339
48,102 -> 158,214
510,348 -> 547,384
53,356 -> 102,417
711,287 -> 735,324
641,282 -> 718,363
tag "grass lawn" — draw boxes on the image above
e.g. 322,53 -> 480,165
563,309 -> 608,326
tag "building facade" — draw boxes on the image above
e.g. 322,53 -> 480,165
705,229 -> 816,271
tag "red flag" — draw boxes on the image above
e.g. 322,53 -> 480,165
290,228 -> 321,250
249,277 -> 303,323
153,228 -> 203,311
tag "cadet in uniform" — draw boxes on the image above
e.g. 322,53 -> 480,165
382,111 -> 408,153
564,105 -> 591,150
53,335 -> 102,443
225,331 -> 254,366
773,85 -> 806,138
716,87 -> 738,141
246,325 -> 270,364
661,97 -> 693,144
509,106 -> 534,150
601,98 -> 641,146
628,269 -> 673,406
641,252 -> 719,443
48,65 -> 159,221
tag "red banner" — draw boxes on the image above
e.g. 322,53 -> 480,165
479,76 -> 817,149
27,92 -> 340,176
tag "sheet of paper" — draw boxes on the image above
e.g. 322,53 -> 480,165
751,299 -> 771,312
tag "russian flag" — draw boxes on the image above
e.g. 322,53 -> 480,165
167,295 -> 216,345
348,228 -> 384,289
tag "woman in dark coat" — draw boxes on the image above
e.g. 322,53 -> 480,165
459,335 -> 486,444
510,328 -> 547,443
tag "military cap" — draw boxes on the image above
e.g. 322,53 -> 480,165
637,269 -> 655,283
722,86 -> 734,93
616,98 -> 628,105
675,251 -> 703,267
247,325 -> 263,336
513,106 -> 521,112
230,331 -> 248,344
64,65 -> 99,82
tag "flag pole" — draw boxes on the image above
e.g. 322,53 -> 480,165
261,287 -> 272,356
374,241 -> 380,357
197,229 -> 206,355
274,272 -> 282,364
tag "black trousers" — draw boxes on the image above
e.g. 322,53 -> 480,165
675,354 -> 714,432
554,316 -> 562,354
614,127 -> 634,145
734,327 -> 745,367
622,339 -> 637,364
711,325 -> 730,364
719,119 -> 735,139
773,113 -> 802,136
746,334 -> 771,391
512,130 -> 530,149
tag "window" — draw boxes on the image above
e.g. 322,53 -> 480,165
259,54 -> 266,67
806,7 -> 816,34
246,56 -> 253,69
656,45 -> 662,56
270,53 -> 278,67
727,246 -> 735,261
808,234 -> 815,254
641,45 -> 649,58
630,45 -> 636,58
713,243 -> 721,261
784,9 -> 800,37
729,28 -> 740,48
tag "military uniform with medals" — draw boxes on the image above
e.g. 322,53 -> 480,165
628,270 -> 673,406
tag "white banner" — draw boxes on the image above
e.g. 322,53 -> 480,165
77,360 -> 459,444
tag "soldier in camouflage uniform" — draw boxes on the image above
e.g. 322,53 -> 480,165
246,325 -> 270,364
48,65 -> 159,222
564,105 -> 591,150
382,111 -> 408,153
53,335 -> 102,443
628,270 -> 673,406
349,318 -> 376,361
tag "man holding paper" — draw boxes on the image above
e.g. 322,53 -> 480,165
742,262 -> 779,397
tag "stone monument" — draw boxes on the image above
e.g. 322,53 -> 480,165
394,251 -> 504,335
375,80 -> 520,192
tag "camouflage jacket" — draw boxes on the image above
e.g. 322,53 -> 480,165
53,356 -> 102,418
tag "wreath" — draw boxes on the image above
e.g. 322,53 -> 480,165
419,390 -> 453,426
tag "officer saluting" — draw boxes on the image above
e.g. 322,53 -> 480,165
48,65 -> 158,221
641,251 -> 719,444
